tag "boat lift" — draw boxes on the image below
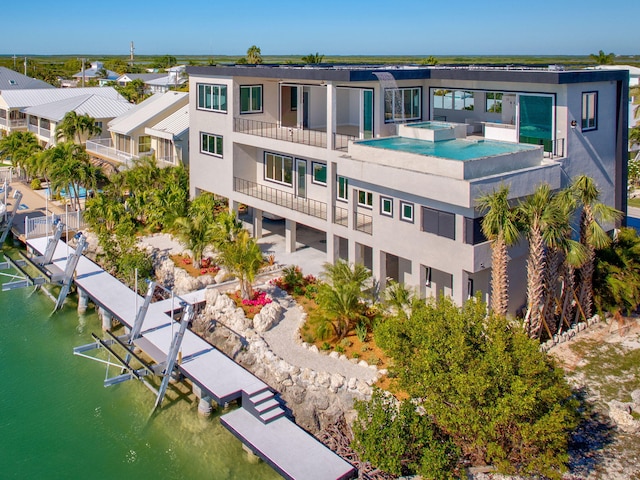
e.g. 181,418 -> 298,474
73,282 -> 195,411
0,189 -> 23,244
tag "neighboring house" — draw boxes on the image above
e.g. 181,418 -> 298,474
116,66 -> 187,95
72,61 -> 119,87
186,64 -> 628,314
0,66 -> 54,90
22,94 -> 133,147
86,91 -> 189,168
0,87 -> 127,137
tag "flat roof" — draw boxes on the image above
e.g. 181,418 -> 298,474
187,64 -> 629,84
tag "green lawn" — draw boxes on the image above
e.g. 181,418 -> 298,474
629,197 -> 640,208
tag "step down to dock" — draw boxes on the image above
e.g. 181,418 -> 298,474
244,388 -> 286,424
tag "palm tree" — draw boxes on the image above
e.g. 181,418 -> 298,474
246,45 -> 263,65
421,56 -> 438,66
173,212 -> 219,269
316,259 -> 372,339
571,175 -> 622,320
55,111 -> 102,145
301,53 -> 324,64
218,229 -> 263,300
85,194 -> 127,233
518,184 -> 556,337
589,50 -> 615,65
0,131 -> 42,174
477,186 -> 520,317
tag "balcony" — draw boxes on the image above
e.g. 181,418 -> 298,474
86,138 -> 139,167
234,118 -> 356,151
354,211 -> 373,235
334,206 -> 348,227
234,177 -> 327,220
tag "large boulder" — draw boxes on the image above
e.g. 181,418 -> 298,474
252,301 -> 283,333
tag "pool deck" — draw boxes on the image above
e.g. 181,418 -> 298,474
27,236 -> 356,480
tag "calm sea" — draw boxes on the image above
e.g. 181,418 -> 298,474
0,251 -> 279,480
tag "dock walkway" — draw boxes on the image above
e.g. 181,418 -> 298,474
27,236 -> 355,480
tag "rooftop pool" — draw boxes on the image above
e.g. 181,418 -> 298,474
356,137 -> 539,161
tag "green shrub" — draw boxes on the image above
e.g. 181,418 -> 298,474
30,178 -> 41,190
352,352 -> 360,359
292,285 -> 304,297
339,338 -> 353,348
302,332 -> 316,344
335,345 -> 345,354
367,355 -> 380,366
320,341 -> 331,351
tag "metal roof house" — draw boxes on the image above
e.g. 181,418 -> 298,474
86,91 -> 189,168
72,61 -> 119,87
22,94 -> 133,147
0,66 -> 54,91
0,86 -> 126,137
186,64 -> 628,315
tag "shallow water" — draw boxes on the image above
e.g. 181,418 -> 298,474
0,252 -> 279,480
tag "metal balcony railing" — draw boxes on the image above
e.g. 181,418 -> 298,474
234,177 -> 327,220
86,138 -> 138,166
234,117 -> 356,151
333,205 -> 348,227
354,211 -> 373,235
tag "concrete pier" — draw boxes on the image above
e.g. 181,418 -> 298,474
77,289 -> 89,314
98,307 -> 112,331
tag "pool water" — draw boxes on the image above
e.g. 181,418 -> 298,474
357,137 -> 538,161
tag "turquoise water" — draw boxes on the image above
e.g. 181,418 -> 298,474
356,136 -> 538,161
0,252 -> 279,480
405,121 -> 452,130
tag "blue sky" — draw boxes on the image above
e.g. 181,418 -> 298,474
2,0 -> 638,56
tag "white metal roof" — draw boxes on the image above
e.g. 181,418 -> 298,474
144,105 -> 189,140
116,73 -> 166,83
0,66 -> 55,91
146,76 -> 187,87
0,87 -> 126,109
108,91 -> 188,135
22,94 -> 133,121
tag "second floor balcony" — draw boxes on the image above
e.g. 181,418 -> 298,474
86,138 -> 141,167
234,117 -> 356,151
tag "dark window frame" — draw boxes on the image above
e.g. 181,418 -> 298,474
422,206 -> 455,240
200,132 -> 223,157
400,201 -> 415,223
311,162 -> 327,186
196,83 -> 228,113
380,196 -> 393,217
240,84 -> 263,114
581,91 -> 598,131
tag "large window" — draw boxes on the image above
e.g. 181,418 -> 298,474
422,206 -> 455,239
464,216 -> 487,245
240,85 -> 263,113
138,135 -> 151,154
433,90 -> 474,111
485,92 -> 503,113
201,132 -> 223,157
197,84 -> 227,112
384,87 -> 421,123
337,176 -> 348,201
312,162 -> 327,185
582,92 -> 597,131
265,152 -> 293,186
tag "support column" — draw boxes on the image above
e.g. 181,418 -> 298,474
99,307 -> 112,332
77,289 -> 89,314
373,249 -> 386,291
327,162 -> 337,224
348,241 -> 360,265
230,200 -> 240,215
193,385 -> 213,416
326,232 -> 338,264
285,219 -> 297,254
326,82 -> 336,151
253,208 -> 263,239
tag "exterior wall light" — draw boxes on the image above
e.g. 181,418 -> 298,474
570,120 -> 577,128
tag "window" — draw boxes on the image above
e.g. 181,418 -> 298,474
432,89 -> 474,111
486,92 -> 503,113
291,86 -> 298,111
422,206 -> 455,239
197,83 -> 227,112
464,216 -> 487,245
582,92 -> 597,130
265,152 -> 293,185
138,135 -> 151,154
201,132 -> 223,157
240,85 -> 262,113
400,201 -> 414,223
312,162 -> 327,185
380,196 -> 393,217
337,176 -> 348,201
384,87 -> 421,123
357,189 -> 373,208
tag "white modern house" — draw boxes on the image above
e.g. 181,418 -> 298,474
116,66 -> 187,95
72,61 -> 119,87
186,64 -> 628,312
86,91 -> 189,168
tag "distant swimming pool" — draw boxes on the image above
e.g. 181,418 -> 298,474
356,137 -> 538,161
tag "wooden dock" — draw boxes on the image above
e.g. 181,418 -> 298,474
27,236 -> 355,480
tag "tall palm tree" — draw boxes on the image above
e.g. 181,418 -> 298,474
55,111 -> 102,145
173,212 -> 219,269
571,175 -> 622,320
301,53 -> 324,64
218,229 -> 263,300
518,184 -> 556,337
477,186 -> 520,317
246,45 -> 263,65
